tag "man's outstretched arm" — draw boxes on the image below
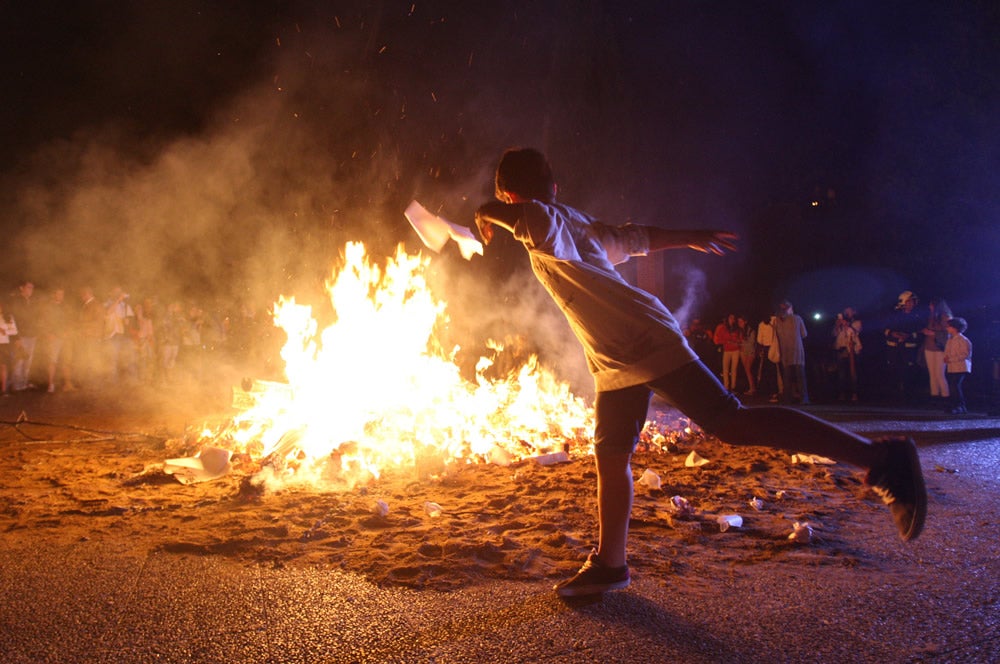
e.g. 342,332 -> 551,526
644,227 -> 738,255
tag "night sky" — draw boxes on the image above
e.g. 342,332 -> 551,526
1,1 -> 997,338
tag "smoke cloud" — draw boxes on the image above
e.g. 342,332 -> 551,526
0,1 -> 995,403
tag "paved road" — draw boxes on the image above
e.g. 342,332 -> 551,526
1,405 -> 998,663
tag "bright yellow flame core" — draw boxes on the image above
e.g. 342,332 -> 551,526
212,242 -> 594,488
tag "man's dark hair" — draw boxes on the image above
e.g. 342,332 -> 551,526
948,317 -> 968,333
495,148 -> 556,201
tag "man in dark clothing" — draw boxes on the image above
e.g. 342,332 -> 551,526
7,280 -> 39,391
884,291 -> 924,403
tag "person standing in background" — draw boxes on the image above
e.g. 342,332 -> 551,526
884,291 -> 923,403
943,317 -> 972,415
684,318 -> 716,371
713,314 -> 741,392
833,306 -> 863,402
76,286 -> 106,388
922,299 -> 952,406
773,300 -> 809,405
7,280 -> 39,391
104,286 -> 138,385
40,287 -> 77,393
134,297 -> 158,384
756,315 -> 783,402
157,301 -> 184,385
0,301 -> 18,396
736,315 -> 757,395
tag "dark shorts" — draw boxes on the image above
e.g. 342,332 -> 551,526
594,359 -> 740,454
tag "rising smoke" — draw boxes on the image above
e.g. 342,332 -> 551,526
0,3 -> 644,403
6,1 -> 989,403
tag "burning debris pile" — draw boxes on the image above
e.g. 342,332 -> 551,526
172,242 -> 597,491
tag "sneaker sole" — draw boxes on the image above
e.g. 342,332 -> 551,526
898,439 -> 927,541
554,577 -> 630,598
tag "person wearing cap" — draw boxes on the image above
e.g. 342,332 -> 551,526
884,291 -> 923,403
475,147 -> 927,597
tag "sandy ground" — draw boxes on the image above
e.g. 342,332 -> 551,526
0,380 -> 912,595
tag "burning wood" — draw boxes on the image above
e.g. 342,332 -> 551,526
186,242 -> 594,491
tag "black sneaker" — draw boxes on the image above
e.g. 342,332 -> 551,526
865,437 -> 927,541
554,550 -> 630,597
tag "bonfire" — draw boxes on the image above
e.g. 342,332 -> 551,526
181,242 -> 598,490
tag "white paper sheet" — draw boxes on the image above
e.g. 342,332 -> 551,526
404,200 -> 483,260
164,447 -> 233,484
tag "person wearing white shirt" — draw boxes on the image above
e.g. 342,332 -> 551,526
474,147 -> 927,597
943,317 -> 972,414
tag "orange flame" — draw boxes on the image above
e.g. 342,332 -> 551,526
203,242 -> 594,489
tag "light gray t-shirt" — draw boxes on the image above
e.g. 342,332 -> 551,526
512,201 -> 696,391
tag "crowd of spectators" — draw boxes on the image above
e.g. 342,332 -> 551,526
0,280 -> 281,396
686,291 -> 978,414
2,278 -> 980,417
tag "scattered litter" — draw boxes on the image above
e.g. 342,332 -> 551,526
717,514 -> 743,532
533,451 -> 570,466
424,501 -> 443,517
163,447 -> 232,484
788,521 -> 813,543
302,519 -> 326,541
669,495 -> 695,516
685,450 -> 710,467
748,496 -> 764,511
638,468 -> 662,489
374,500 -> 389,517
934,464 -> 958,474
790,453 -> 836,465
775,490 -> 787,500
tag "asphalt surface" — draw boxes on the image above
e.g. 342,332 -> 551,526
1,404 -> 998,664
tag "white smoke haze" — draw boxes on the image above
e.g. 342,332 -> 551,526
0,68 -> 604,412
6,2 -> 988,412
667,265 -> 708,331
